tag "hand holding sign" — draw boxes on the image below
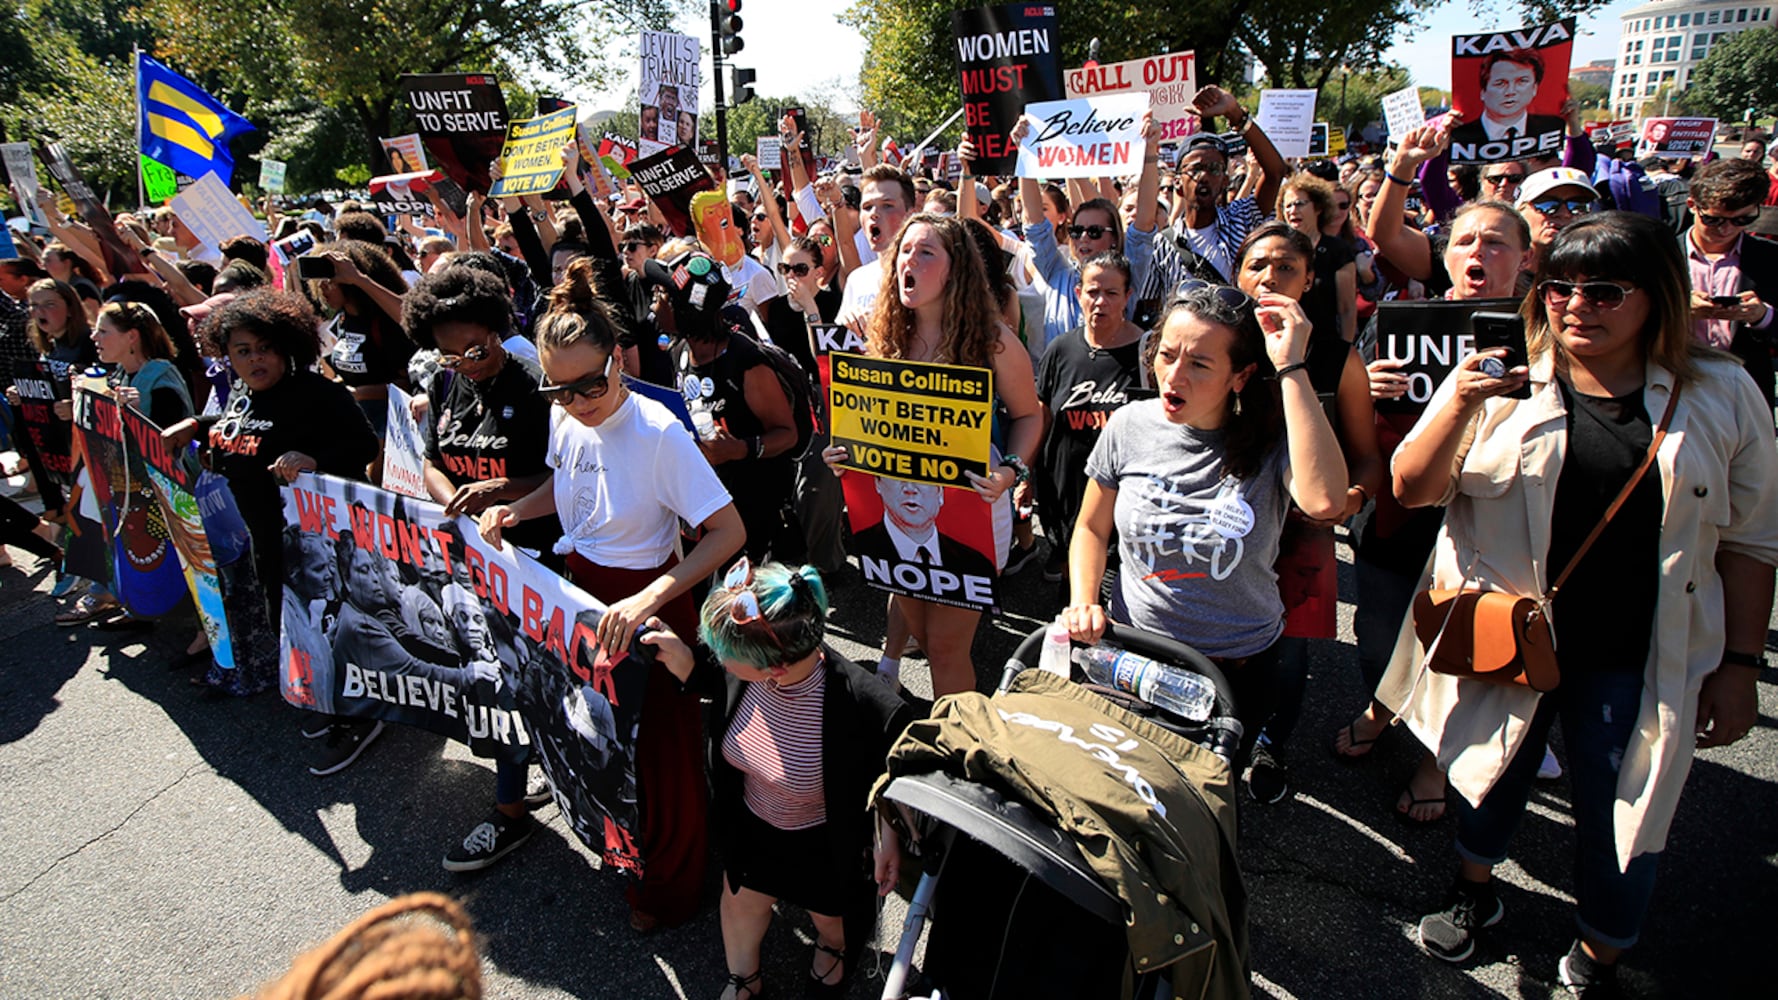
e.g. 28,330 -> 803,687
1366,358 -> 1410,402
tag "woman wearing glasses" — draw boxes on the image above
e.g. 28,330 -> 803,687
639,559 -> 914,1000
477,303 -> 744,931
1381,211 -> 1778,989
1062,282 -> 1349,762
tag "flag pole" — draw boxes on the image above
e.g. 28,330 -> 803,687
133,46 -> 146,210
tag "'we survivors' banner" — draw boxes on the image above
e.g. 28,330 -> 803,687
953,3 -> 1063,175
280,475 -> 647,874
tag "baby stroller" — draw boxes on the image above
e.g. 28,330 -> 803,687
876,622 -> 1248,1000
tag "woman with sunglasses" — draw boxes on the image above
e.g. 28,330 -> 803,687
1324,185 -> 1383,309
639,559 -> 914,1000
1063,282 -> 1348,765
477,304 -> 744,931
1380,211 -> 1778,990
1277,174 -> 1359,343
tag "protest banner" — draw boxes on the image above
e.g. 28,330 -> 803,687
11,360 -> 74,490
367,172 -> 439,216
1256,89 -> 1319,159
1638,117 -> 1717,156
630,146 -> 715,237
383,386 -> 430,499
140,155 -> 179,204
257,158 -> 286,194
1380,85 -> 1425,142
1,143 -> 46,228
1448,19 -> 1575,163
1015,93 -> 1150,179
1371,298 -> 1518,412
380,134 -> 428,175
1307,123 -> 1329,158
828,353 -> 992,488
69,383 -> 192,618
35,142 -> 141,281
639,30 -> 701,157
842,473 -> 999,613
952,3 -> 1063,175
1066,52 -> 1198,143
170,171 -> 268,249
490,105 -> 577,198
593,131 -> 638,180
401,74 -> 509,194
755,135 -> 782,169
280,474 -> 648,873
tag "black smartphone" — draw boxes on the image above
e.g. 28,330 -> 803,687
1470,310 -> 1530,398
1711,294 -> 1741,308
295,254 -> 335,281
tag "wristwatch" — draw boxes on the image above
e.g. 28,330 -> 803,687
999,453 -> 1030,485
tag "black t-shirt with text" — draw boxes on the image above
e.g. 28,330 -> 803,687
424,354 -> 560,553
1035,328 -> 1154,542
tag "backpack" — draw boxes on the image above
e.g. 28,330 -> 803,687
674,328 -> 819,461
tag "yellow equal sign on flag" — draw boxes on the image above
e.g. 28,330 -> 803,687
147,80 -> 222,160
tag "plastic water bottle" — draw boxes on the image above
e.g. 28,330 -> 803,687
691,406 -> 717,440
1074,644 -> 1215,722
1038,622 -> 1072,678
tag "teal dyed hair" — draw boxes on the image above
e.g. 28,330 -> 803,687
698,562 -> 829,670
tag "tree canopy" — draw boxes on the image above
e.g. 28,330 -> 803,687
1688,27 -> 1778,121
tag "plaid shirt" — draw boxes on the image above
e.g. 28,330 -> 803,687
1137,195 -> 1268,304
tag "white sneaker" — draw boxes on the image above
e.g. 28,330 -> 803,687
1537,746 -> 1563,781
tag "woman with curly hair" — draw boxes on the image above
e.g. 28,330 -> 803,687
306,240 -> 413,434
823,213 -> 1042,697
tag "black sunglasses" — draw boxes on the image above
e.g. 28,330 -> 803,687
777,261 -> 812,277
1484,172 -> 1526,185
1528,198 -> 1594,216
1068,224 -> 1113,240
538,353 -> 614,404
1171,278 -> 1253,311
437,344 -> 492,370
619,240 -> 655,253
1538,279 -> 1634,310
1697,209 -> 1760,229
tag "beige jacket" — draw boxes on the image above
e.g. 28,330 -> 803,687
1376,353 -> 1778,871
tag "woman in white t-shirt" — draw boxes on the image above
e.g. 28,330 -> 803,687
478,304 -> 745,932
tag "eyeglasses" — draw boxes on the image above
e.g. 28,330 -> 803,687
718,556 -> 784,648
619,241 -> 646,252
1171,278 -> 1253,311
1180,164 -> 1226,178
539,353 -> 614,404
777,261 -> 812,277
1539,279 -> 1635,310
1068,224 -> 1113,240
1527,198 -> 1594,216
1697,209 -> 1760,229
1483,173 -> 1526,186
751,213 -> 769,222
810,234 -> 833,247
437,344 -> 492,370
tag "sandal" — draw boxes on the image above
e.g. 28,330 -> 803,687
722,969 -> 765,1000
55,592 -> 119,627
1395,789 -> 1448,825
1332,718 -> 1381,761
806,941 -> 846,998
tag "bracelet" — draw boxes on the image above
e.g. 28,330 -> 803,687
1721,649 -> 1768,669
1385,172 -> 1413,186
1350,483 -> 1371,504
1274,360 -> 1309,379
751,436 -> 765,459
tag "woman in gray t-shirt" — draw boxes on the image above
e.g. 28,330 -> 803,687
1064,284 -> 1348,748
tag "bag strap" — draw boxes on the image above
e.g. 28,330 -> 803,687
1546,382 -> 1682,598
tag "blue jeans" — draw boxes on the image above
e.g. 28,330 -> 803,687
1452,669 -> 1661,950
1353,555 -> 1421,695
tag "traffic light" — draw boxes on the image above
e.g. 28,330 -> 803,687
730,66 -> 756,106
718,0 -> 744,56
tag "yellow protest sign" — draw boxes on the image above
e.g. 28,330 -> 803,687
828,353 -> 993,488
490,105 -> 578,198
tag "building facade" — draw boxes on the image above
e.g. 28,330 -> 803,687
1611,0 -> 1775,119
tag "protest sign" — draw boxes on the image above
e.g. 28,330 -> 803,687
11,360 -> 74,489
1015,93 -> 1150,179
842,473 -> 999,613
171,171 -> 268,249
490,105 -> 577,198
0,225 -> 13,259
1,143 -> 46,228
630,146 -> 716,237
367,172 -> 438,216
1372,298 -> 1518,412
828,353 -> 992,488
593,132 -> 638,180
380,134 -> 428,175
280,474 -> 648,873
698,140 -> 720,167
70,383 -> 191,618
1307,123 -> 1329,158
755,135 -> 782,168
35,142 -> 141,281
271,229 -> 316,267
257,158 -> 286,194
1066,52 -> 1198,143
1256,89 -> 1319,159
1380,86 -> 1425,141
140,155 -> 179,204
639,30 -> 701,157
808,323 -> 866,395
1638,117 -> 1717,156
383,386 -> 430,499
401,74 -> 509,194
952,3 -> 1063,175
1448,19 -> 1575,163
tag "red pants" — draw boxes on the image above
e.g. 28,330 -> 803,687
567,552 -> 709,927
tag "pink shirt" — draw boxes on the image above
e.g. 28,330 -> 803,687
721,664 -> 827,830
1687,230 -> 1776,349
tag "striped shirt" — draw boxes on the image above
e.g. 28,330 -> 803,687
1137,195 -> 1268,304
722,663 -> 827,830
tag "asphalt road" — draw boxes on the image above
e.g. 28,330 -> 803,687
0,530 -> 1770,999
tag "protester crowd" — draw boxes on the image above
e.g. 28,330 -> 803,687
2,76 -> 1777,1000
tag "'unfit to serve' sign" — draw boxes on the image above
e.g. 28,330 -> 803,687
829,354 -> 993,488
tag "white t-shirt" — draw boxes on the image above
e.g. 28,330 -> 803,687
1180,222 -> 1233,285
723,255 -> 777,333
839,258 -> 884,329
546,393 -> 732,569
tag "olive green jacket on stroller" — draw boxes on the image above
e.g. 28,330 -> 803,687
874,670 -> 1250,1000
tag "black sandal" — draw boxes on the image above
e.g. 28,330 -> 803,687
806,941 -> 846,999
725,969 -> 765,1000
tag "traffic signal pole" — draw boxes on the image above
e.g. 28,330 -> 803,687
709,0 -> 729,165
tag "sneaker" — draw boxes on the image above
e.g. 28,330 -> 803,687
1558,940 -> 1625,998
523,769 -> 554,809
309,719 -> 385,776
1003,538 -> 1040,576
1417,878 -> 1504,963
442,809 -> 536,872
1243,743 -> 1291,804
299,713 -> 335,740
1537,745 -> 1564,781
1042,548 -> 1066,583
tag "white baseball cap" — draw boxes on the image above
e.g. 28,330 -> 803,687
1516,167 -> 1600,208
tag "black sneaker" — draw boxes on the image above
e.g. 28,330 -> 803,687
523,769 -> 554,809
442,809 -> 536,872
299,713 -> 334,740
1042,548 -> 1066,583
1558,940 -> 1625,998
1417,878 -> 1504,963
1243,743 -> 1290,804
309,719 -> 385,776
1003,539 -> 1040,576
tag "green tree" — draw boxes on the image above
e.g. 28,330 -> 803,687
1688,27 -> 1778,119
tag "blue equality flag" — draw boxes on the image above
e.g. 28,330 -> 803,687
137,52 -> 255,185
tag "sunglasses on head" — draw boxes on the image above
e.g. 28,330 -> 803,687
1068,224 -> 1113,240
1528,198 -> 1593,216
1484,172 -> 1526,185
538,352 -> 614,405
1172,278 -> 1253,311
437,344 -> 491,370
719,556 -> 782,642
777,261 -> 812,277
1697,209 -> 1760,229
1539,279 -> 1634,310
